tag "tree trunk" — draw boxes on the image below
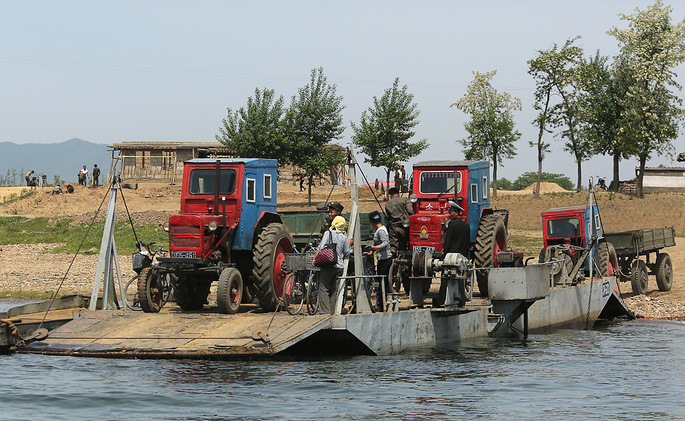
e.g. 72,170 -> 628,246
536,145 -> 543,198
307,175 -> 314,206
637,156 -> 647,199
492,153 -> 498,199
576,160 -> 582,192
611,152 -> 620,191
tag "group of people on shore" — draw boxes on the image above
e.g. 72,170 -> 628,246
78,164 -> 101,187
313,185 -> 470,314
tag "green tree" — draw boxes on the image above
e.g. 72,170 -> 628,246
351,78 -> 428,197
515,172 -> 574,191
576,51 -> 632,191
542,38 -> 588,192
216,88 -> 286,160
527,40 -> 581,197
451,70 -> 521,198
283,67 -> 346,205
608,0 -> 685,198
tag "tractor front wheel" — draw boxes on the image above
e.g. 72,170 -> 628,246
473,214 -> 507,297
217,268 -> 243,314
253,223 -> 295,311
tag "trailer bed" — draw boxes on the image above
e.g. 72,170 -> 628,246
604,227 -> 675,257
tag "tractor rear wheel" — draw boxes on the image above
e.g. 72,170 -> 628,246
473,214 -> 507,297
598,241 -> 618,277
217,268 -> 243,314
253,223 -> 295,311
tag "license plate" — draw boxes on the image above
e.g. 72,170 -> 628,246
412,246 -> 435,252
171,251 -> 196,258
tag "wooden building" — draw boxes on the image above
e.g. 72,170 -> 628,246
109,141 -> 232,184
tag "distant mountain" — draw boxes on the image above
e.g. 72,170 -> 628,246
0,138 -> 112,185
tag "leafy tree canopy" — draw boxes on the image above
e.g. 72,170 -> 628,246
216,88 -> 286,160
352,77 -> 428,187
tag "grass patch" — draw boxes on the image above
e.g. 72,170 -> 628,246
0,216 -> 168,254
508,231 -> 542,258
0,188 -> 35,205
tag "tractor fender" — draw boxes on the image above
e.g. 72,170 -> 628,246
252,212 -> 283,247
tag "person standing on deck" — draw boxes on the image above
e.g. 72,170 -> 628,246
314,216 -> 350,315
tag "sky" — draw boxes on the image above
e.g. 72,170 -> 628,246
2,0 -> 685,186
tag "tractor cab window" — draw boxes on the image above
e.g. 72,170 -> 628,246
419,171 -> 462,194
548,218 -> 580,239
188,169 -> 237,195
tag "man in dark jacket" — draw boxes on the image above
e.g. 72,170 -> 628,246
435,200 -> 470,307
443,201 -> 470,258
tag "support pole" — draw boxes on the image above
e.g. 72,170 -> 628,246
89,181 -> 125,310
338,148 -> 372,314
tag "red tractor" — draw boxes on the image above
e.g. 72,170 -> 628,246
393,160 -> 509,297
137,158 -> 294,313
539,203 -> 616,285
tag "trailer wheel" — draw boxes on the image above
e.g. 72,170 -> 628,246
630,260 -> 649,295
655,253 -> 673,291
217,268 -> 243,314
474,214 -> 507,297
253,223 -> 295,311
137,267 -> 162,313
598,241 -> 618,277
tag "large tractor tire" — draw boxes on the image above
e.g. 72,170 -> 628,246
252,223 -> 295,311
473,214 -> 507,297
598,241 -> 618,277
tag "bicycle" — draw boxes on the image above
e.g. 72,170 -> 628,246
125,241 -> 172,312
283,246 -> 320,315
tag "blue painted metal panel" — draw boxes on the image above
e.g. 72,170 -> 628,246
466,161 -> 490,243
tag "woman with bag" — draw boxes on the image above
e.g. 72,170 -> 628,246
313,216 -> 350,315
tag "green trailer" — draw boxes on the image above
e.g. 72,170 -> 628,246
604,226 -> 675,295
279,210 -> 386,250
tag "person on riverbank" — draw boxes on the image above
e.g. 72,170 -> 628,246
78,165 -> 89,186
314,215 -> 350,315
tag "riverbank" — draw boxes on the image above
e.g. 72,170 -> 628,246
0,180 -> 683,320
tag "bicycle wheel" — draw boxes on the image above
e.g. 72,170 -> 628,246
306,272 -> 320,315
125,276 -> 142,311
283,272 -> 305,315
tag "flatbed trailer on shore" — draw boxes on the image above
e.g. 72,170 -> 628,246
604,227 -> 676,294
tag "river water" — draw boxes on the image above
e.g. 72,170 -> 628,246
1,299 -> 684,420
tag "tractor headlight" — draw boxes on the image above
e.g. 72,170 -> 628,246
409,194 -> 418,203
162,222 -> 169,232
208,221 -> 219,232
